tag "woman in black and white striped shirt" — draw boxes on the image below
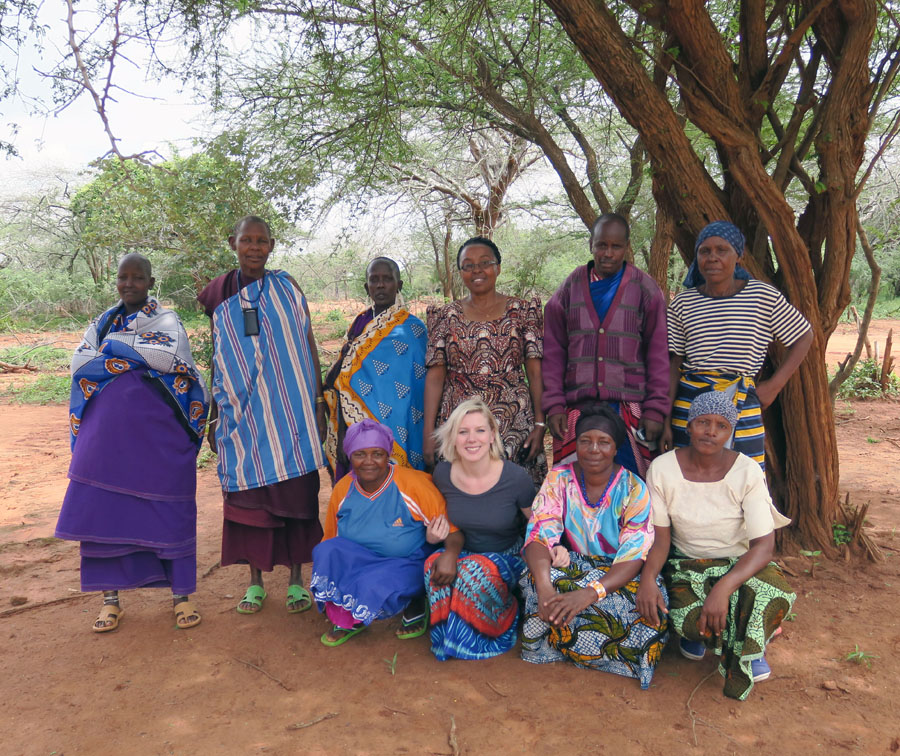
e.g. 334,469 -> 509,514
661,221 -> 813,469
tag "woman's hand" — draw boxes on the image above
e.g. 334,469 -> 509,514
426,514 -> 450,544
698,583 -> 731,638
315,402 -> 327,442
660,420 -> 674,453
548,413 -> 567,441
544,588 -> 596,626
635,580 -> 667,624
522,424 -> 546,462
430,550 -> 458,586
423,434 -> 436,471
549,545 -> 570,568
754,380 -> 778,410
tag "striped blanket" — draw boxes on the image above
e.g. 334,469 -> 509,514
210,270 -> 325,491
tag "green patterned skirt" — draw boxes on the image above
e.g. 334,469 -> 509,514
664,556 -> 795,700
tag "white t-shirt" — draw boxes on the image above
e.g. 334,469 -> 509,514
646,450 -> 791,558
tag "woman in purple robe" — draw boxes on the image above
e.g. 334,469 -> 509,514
56,253 -> 209,632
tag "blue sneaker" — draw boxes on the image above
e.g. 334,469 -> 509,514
751,656 -> 771,682
679,638 -> 707,660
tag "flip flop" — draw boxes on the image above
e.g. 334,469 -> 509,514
320,624 -> 366,647
396,604 -> 429,640
286,584 -> 313,614
174,600 -> 202,629
93,604 -> 122,633
236,585 -> 267,614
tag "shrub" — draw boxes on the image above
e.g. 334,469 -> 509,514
832,358 -> 900,400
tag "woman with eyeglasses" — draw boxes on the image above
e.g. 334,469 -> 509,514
423,236 -> 548,486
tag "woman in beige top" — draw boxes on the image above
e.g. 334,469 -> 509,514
637,391 -> 794,701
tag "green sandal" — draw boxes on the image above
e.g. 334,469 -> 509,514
396,605 -> 429,640
320,624 -> 366,647
236,585 -> 267,614
286,584 -> 313,614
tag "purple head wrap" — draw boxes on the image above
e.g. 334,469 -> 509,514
683,220 -> 753,287
343,418 -> 394,457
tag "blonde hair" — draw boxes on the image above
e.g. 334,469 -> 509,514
434,397 -> 505,464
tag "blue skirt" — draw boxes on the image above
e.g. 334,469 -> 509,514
310,536 -> 428,626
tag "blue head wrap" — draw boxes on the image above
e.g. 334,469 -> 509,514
687,391 -> 739,429
683,221 -> 753,288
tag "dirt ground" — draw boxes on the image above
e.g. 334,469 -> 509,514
1,324 -> 899,755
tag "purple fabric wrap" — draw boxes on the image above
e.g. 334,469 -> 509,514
343,418 -> 394,456
55,370 -> 198,593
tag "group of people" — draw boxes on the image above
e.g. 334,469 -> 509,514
55,212 -> 812,701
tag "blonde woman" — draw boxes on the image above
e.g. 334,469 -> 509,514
425,398 -> 536,660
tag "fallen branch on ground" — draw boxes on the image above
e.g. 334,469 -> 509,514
448,714 -> 460,756
286,712 -> 338,730
201,560 -> 221,579
0,592 -> 95,617
685,670 -> 718,746
232,656 -> 293,691
486,681 -> 507,698
0,359 -> 38,373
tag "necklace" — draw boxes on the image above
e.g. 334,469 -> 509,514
579,466 -> 617,508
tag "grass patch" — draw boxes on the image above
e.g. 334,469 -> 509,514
831,357 -> 900,400
2,375 -> 70,404
871,296 -> 900,319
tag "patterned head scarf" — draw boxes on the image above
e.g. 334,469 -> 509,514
687,391 -> 739,429
343,418 -> 394,456
683,221 -> 753,287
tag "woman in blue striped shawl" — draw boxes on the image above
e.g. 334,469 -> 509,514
198,216 -> 327,615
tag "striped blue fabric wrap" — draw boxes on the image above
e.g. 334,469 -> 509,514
211,270 -> 325,491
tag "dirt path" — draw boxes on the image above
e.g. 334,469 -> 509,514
1,399 -> 899,755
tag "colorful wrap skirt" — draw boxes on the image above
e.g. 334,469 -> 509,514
664,556 -> 795,700
425,543 -> 525,661
519,552 -> 668,689
671,371 -> 765,470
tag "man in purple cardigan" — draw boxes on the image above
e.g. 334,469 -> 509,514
542,213 -> 669,477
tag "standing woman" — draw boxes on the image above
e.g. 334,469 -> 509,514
198,216 -> 327,615
662,221 -> 813,468
56,253 -> 209,632
426,398 -> 535,661
423,237 -> 547,486
323,257 -> 428,481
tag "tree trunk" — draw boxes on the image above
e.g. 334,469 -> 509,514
542,0 -> 881,553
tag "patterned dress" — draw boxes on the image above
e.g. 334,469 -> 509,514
426,297 -> 547,486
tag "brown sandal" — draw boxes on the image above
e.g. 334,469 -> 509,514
93,604 -> 123,633
174,600 -> 201,629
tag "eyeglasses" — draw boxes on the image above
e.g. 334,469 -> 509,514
459,261 -> 499,274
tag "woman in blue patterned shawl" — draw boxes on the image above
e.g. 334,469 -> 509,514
56,253 -> 209,633
323,257 -> 428,481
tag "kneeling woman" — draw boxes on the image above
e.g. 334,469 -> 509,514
311,419 -> 454,645
520,404 -> 667,689
426,398 -> 536,661
637,391 -> 794,700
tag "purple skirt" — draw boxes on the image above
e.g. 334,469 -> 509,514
56,371 -> 198,594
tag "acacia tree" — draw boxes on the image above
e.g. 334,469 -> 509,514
542,0 -> 900,552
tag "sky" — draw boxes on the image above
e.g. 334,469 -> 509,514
1,2 -> 213,194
